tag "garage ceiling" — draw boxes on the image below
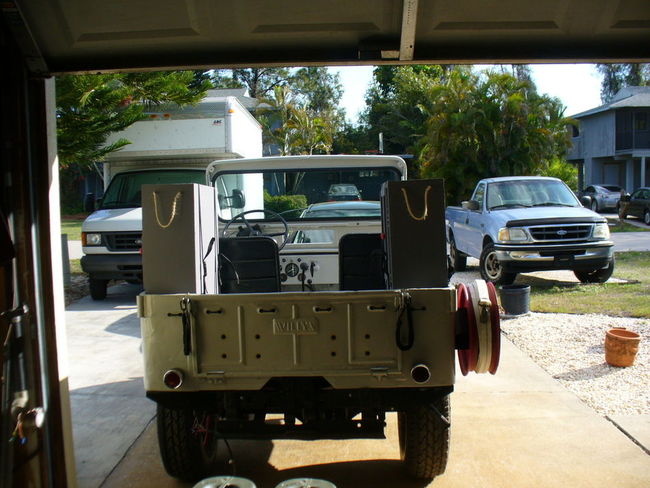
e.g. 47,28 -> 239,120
4,0 -> 650,75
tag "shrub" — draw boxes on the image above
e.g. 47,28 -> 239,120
263,191 -> 308,215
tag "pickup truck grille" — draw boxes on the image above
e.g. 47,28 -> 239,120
104,232 -> 142,251
529,224 -> 592,241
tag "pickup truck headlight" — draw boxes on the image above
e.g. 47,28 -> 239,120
592,223 -> 610,239
498,227 -> 529,243
82,232 -> 102,246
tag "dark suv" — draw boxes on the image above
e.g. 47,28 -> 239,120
619,187 -> 650,225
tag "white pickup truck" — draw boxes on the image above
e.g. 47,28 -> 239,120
446,176 -> 615,284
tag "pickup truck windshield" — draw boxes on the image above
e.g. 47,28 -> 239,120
214,167 -> 401,220
486,179 -> 579,210
100,169 -> 206,209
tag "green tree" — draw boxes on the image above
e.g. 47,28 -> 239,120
259,86 -> 335,155
212,68 -> 292,99
259,85 -> 299,155
214,67 -> 344,156
356,66 -> 447,174
292,67 -> 343,113
56,71 -> 212,213
596,64 -> 650,103
418,68 -> 572,203
538,158 -> 579,191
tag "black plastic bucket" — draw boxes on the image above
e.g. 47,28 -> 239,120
499,284 -> 530,316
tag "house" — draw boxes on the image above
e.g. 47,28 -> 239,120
567,86 -> 650,192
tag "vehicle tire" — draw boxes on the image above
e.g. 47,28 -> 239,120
591,199 -> 599,212
449,234 -> 467,271
89,278 -> 108,300
644,209 -> 650,226
157,404 -> 219,482
479,243 -> 516,285
398,396 -> 450,480
574,256 -> 615,284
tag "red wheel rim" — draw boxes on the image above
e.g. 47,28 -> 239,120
457,283 -> 479,376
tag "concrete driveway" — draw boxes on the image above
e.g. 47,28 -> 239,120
65,284 -> 650,488
65,283 -> 154,488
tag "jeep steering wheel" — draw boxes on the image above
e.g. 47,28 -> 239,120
222,209 -> 290,250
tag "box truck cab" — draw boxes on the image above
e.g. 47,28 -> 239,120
81,92 -> 262,299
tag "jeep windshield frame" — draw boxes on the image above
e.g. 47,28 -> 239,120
212,166 -> 402,221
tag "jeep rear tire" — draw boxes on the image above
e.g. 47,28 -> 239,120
89,278 -> 108,300
157,404 -> 219,482
479,243 -> 516,285
398,396 -> 450,480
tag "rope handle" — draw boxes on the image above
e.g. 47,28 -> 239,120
400,185 -> 432,221
152,191 -> 182,229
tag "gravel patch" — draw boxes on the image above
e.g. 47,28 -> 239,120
500,312 -> 650,416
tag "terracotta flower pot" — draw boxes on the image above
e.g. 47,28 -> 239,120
605,328 -> 641,367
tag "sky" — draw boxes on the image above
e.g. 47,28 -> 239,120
330,64 -> 603,124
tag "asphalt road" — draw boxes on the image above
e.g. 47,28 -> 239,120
65,283 -> 650,488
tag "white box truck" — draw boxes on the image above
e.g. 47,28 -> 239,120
81,92 -> 262,300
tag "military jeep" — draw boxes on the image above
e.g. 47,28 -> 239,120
137,155 -> 500,482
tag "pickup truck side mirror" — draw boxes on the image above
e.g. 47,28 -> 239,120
461,200 -> 480,211
579,196 -> 592,207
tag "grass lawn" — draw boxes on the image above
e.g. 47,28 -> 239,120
608,219 -> 650,233
530,251 -> 650,318
69,258 -> 82,274
61,219 -> 84,241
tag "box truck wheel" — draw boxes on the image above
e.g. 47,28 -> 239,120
89,278 -> 108,300
157,404 -> 219,482
398,396 -> 450,480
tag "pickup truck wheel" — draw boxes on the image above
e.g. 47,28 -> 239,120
449,235 -> 467,271
479,244 -> 516,285
574,256 -> 615,284
89,279 -> 108,300
398,396 -> 450,480
157,404 -> 219,482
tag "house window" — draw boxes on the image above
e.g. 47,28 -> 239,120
635,112 -> 648,131
571,124 -> 579,137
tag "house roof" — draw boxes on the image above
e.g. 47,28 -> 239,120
571,86 -> 650,119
